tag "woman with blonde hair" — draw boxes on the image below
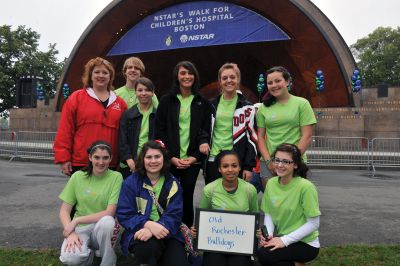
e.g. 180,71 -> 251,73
204,62 -> 257,184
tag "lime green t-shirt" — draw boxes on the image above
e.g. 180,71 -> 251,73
199,178 -> 259,212
210,94 -> 238,157
177,94 -> 194,159
261,176 -> 321,243
137,105 -> 153,155
59,169 -> 123,220
148,176 -> 166,221
256,95 -> 316,161
115,86 -> 159,109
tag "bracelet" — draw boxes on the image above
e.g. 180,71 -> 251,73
265,159 -> 271,165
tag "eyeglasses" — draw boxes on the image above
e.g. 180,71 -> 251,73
272,158 -> 294,165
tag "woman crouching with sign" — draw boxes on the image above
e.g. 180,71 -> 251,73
116,140 -> 189,266
257,143 -> 320,265
196,150 -> 259,266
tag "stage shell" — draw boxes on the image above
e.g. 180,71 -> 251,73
55,0 -> 357,110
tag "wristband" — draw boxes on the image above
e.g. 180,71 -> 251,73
265,159 -> 271,165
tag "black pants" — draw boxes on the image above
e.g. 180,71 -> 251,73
130,237 -> 189,266
257,242 -> 319,266
171,164 -> 201,227
203,252 -> 252,266
118,166 -> 132,179
71,165 -> 84,174
204,160 -> 220,185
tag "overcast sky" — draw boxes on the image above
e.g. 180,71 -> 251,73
1,0 -> 399,60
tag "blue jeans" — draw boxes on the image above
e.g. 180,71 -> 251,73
249,172 -> 264,193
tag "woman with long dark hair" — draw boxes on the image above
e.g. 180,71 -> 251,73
155,61 -> 211,226
117,140 -> 189,266
256,66 -> 316,184
58,141 -> 123,265
257,143 -> 320,265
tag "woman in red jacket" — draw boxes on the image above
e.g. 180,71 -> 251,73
54,57 -> 127,175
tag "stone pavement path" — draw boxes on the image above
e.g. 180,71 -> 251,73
0,160 -> 399,249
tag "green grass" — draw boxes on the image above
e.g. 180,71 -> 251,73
0,245 -> 399,266
310,244 -> 400,266
0,249 -> 60,266
0,249 -> 137,266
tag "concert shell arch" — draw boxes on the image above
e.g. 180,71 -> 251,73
56,0 -> 357,110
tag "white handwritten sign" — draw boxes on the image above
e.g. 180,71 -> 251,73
194,208 -> 260,255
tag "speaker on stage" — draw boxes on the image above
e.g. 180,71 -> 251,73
16,76 -> 43,108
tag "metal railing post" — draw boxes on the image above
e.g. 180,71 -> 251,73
368,139 -> 375,175
10,131 -> 18,161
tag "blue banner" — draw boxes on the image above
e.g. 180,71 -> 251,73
107,1 -> 290,56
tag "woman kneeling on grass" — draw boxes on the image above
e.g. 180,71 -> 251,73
58,141 -> 123,265
257,143 -> 320,266
117,140 -> 189,266
194,150 -> 259,266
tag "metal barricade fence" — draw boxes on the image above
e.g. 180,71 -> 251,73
0,130 -> 56,160
306,136 -> 370,168
370,138 -> 400,170
0,131 -> 18,159
14,131 -> 56,160
0,132 -> 399,171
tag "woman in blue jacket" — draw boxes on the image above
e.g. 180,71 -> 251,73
117,140 -> 189,266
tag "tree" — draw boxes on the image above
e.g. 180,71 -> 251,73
351,27 -> 400,87
0,25 -> 64,117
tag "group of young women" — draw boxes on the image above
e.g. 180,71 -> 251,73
54,56 -> 320,266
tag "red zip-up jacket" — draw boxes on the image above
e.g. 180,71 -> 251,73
54,88 -> 127,168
